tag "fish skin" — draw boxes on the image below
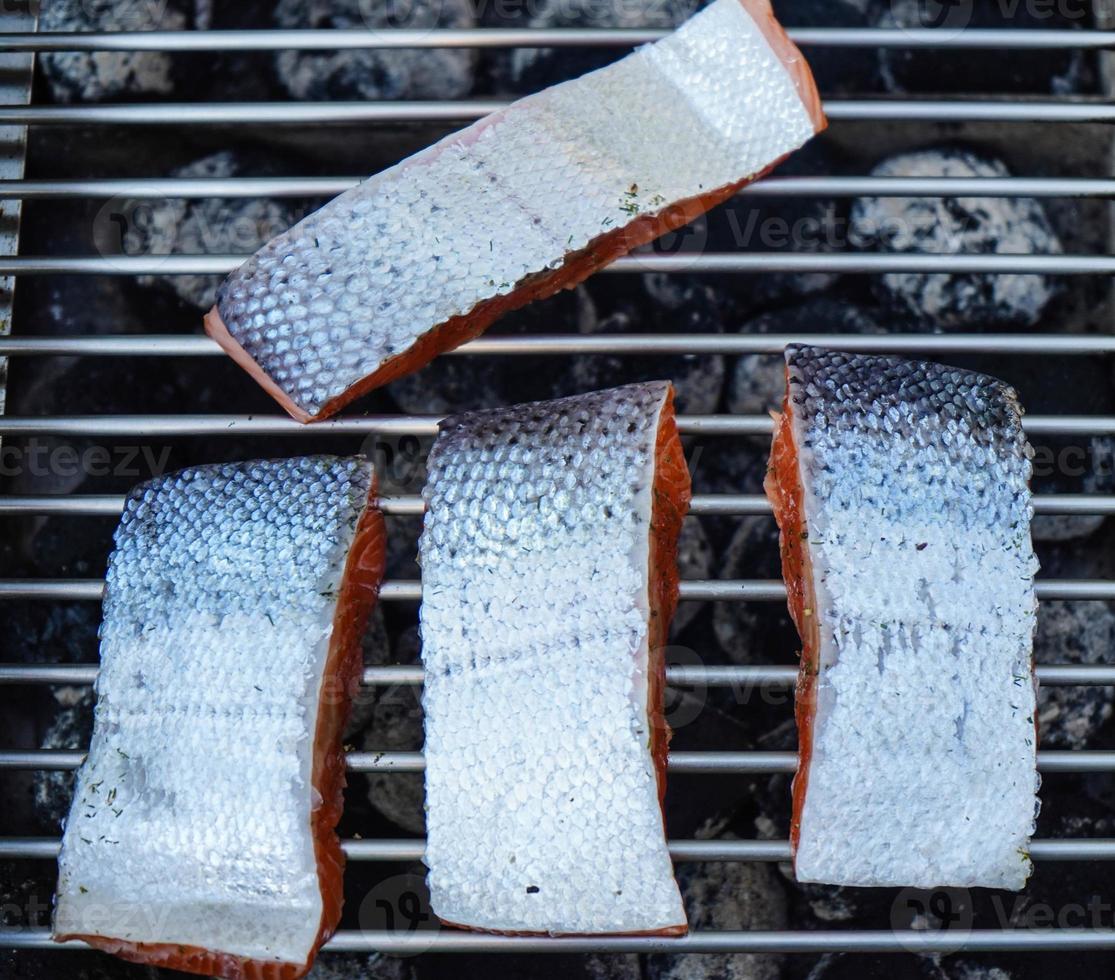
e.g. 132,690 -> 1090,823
53,457 -> 386,980
419,382 -> 690,935
206,0 -> 824,422
765,346 -> 1040,890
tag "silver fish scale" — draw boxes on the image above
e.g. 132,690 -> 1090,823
784,346 -> 1040,890
419,382 -> 686,935
54,456 -> 375,966
214,0 -> 816,418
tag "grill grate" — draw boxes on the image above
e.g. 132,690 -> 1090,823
3,12 -> 1115,964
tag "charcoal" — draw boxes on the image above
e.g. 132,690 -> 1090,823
674,517 -> 713,636
647,831 -> 787,980
712,517 -> 799,667
1035,601 -> 1115,749
872,0 -> 1092,96
705,142 -> 848,316
273,0 -> 477,101
726,299 -> 883,425
360,627 -> 425,834
775,0 -> 877,96
38,0 -> 204,103
568,276 -> 727,416
487,0 -> 703,93
126,150 -> 312,311
0,603 -> 99,666
31,687 -> 93,831
850,148 -> 1063,329
385,289 -> 596,416
306,953 -> 416,979
346,607 -> 392,740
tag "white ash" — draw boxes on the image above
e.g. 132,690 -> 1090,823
1036,601 -> 1115,749
39,0 -> 201,102
33,686 -> 94,830
647,834 -> 787,980
850,148 -> 1062,328
274,0 -> 476,102
129,151 -> 306,311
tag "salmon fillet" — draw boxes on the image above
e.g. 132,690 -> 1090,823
205,0 -> 825,423
419,382 -> 691,935
765,346 -> 1040,890
53,457 -> 387,979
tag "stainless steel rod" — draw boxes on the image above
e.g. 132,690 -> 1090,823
0,579 -> 1109,601
3,662 -> 1111,688
2,332 -> 1115,357
0,414 -> 1108,437
1,836 -> 1110,863
0,100 -> 1112,127
2,253 -> 1114,276
2,749 -> 1111,773
4,28 -> 1115,52
3,176 -> 1115,200
16,929 -> 1115,954
1,492 -> 1108,517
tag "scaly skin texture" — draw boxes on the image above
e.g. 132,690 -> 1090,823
54,458 -> 386,979
206,0 -> 824,422
420,383 -> 690,936
765,346 -> 1040,890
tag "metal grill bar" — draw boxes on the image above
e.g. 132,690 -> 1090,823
0,414 -> 1107,437
1,100 -> 1114,127
3,176 -> 1115,200
2,333 -> 1115,357
1,254 -> 1113,276
5,28 -> 1115,52
2,662 -> 1112,688
0,492 -> 1109,517
0,837 -> 1110,863
2,749 -> 1109,773
0,579 -> 1109,602
13,929 -> 1115,955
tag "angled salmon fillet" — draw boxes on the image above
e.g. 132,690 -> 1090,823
765,346 -> 1040,890
205,0 -> 825,422
419,382 -> 690,935
53,457 -> 387,980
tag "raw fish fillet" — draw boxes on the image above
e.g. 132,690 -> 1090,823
419,382 -> 691,934
205,0 -> 824,422
765,346 -> 1040,890
53,457 -> 387,980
